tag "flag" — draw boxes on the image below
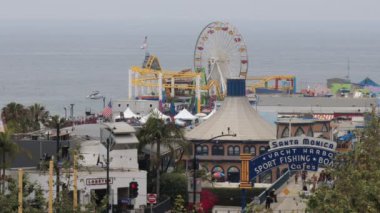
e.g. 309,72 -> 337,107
0,119 -> 4,133
140,36 -> 148,50
102,100 -> 112,118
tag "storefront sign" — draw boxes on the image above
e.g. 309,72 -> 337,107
249,137 -> 337,179
269,136 -> 336,151
86,178 -> 113,185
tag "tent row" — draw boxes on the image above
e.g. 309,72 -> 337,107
114,107 -> 215,125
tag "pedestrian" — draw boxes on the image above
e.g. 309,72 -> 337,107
318,170 -> 326,182
270,189 -> 277,202
265,194 -> 273,209
301,171 -> 307,183
311,174 -> 317,192
295,172 -> 299,184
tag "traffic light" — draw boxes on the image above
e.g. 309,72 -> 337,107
129,181 -> 139,198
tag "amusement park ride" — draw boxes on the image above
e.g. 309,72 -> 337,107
128,21 -> 296,113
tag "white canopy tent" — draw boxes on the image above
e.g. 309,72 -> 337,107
200,108 -> 216,121
174,108 -> 197,121
175,119 -> 186,126
195,113 -> 207,118
139,108 -> 171,124
123,107 -> 139,119
114,107 -> 140,121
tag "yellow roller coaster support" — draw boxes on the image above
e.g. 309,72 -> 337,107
130,64 -> 224,98
246,75 -> 296,93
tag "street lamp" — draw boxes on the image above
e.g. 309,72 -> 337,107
102,128 -> 115,212
56,123 -> 60,211
192,131 -> 237,207
105,136 -> 114,212
64,107 -> 67,120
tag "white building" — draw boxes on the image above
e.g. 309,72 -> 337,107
12,122 -> 147,211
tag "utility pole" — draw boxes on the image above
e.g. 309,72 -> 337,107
106,138 -> 111,212
56,123 -> 60,211
70,104 -> 74,120
48,160 -> 53,213
73,152 -> 78,211
18,169 -> 23,213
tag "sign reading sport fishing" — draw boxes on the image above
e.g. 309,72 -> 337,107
249,136 -> 337,179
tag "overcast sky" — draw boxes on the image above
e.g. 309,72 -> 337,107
1,0 -> 380,22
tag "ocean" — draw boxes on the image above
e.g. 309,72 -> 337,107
1,20 -> 380,117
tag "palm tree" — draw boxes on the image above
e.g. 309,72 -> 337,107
1,102 -> 27,132
1,102 -> 25,122
137,114 -> 188,200
0,128 -> 19,194
29,103 -> 49,130
46,115 -> 66,206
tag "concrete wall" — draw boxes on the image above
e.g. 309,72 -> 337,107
11,140 -> 70,168
23,170 -> 147,208
113,100 -> 158,116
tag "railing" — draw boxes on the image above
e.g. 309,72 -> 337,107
257,170 -> 293,204
144,197 -> 171,213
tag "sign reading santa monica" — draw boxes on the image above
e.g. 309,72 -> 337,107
249,136 -> 337,179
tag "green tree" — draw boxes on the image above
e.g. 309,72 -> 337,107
0,128 -> 19,194
172,195 -> 186,213
46,115 -> 67,210
160,172 -> 188,203
1,102 -> 28,132
28,103 -> 49,130
137,114 -> 188,200
2,102 -> 50,133
1,102 -> 25,123
308,111 -> 380,212
0,175 -> 46,212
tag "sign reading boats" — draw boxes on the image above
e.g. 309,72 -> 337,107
249,136 -> 337,179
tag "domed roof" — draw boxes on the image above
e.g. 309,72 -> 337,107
186,97 -> 276,141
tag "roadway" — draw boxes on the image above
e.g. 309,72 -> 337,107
265,172 -> 319,212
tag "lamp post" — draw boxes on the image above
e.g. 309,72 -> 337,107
106,137 -> 112,212
56,123 -> 60,210
64,107 -> 67,120
192,132 -> 237,208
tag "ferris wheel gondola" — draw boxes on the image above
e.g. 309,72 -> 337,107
194,21 -> 248,95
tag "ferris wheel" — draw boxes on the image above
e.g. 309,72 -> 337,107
194,21 -> 248,94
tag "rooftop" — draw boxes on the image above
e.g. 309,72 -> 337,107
102,122 -> 136,134
186,97 -> 276,141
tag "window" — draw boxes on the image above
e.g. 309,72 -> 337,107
196,145 -> 208,155
212,165 -> 225,182
295,127 -> 305,136
244,145 -> 256,155
212,145 -> 224,155
322,123 -> 329,132
227,166 -> 240,183
202,145 -> 208,155
228,146 -> 234,155
281,127 -> 289,138
250,146 -> 256,155
228,146 -> 240,156
196,146 -> 202,154
259,146 -> 267,155
307,128 -> 313,137
234,146 -> 240,155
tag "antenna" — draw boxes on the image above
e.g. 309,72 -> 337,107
346,57 -> 350,81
